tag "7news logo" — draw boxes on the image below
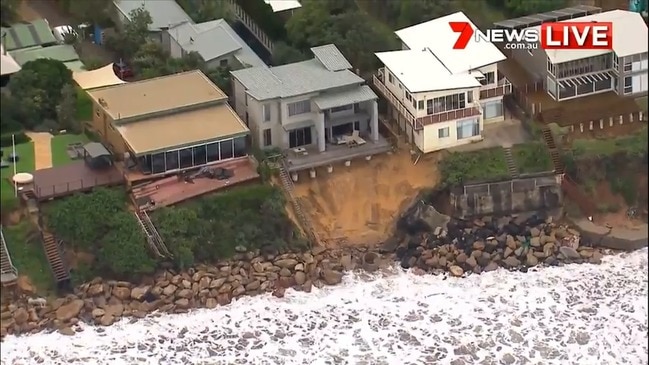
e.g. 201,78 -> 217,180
450,21 -> 613,50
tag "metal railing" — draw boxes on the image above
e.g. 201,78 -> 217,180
227,0 -> 275,52
0,227 -> 18,281
479,78 -> 513,99
278,160 -> 321,247
372,75 -> 422,130
35,175 -> 124,199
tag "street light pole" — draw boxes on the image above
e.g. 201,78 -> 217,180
12,134 -> 17,197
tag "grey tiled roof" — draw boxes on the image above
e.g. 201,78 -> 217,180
114,0 -> 191,31
167,20 -> 266,68
310,44 -> 352,71
231,44 -> 361,100
313,85 -> 377,110
231,58 -> 364,100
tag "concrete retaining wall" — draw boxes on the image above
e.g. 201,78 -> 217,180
569,218 -> 648,251
451,172 -> 562,218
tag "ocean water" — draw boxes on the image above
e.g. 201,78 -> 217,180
2,248 -> 648,365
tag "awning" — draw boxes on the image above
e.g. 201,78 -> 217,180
83,142 -> 111,158
313,85 -> 377,110
73,63 -> 125,90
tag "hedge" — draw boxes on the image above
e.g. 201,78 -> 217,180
0,132 -> 31,147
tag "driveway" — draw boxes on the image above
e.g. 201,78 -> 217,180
18,0 -> 115,65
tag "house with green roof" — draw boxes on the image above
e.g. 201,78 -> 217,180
0,19 -> 57,52
10,44 -> 84,71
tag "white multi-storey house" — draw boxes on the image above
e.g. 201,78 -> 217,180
373,11 -> 512,153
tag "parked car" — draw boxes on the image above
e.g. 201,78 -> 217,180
113,60 -> 134,80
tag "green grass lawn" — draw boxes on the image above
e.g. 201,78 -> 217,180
76,87 -> 93,122
512,143 -> 554,173
3,222 -> 54,294
50,133 -> 90,167
1,142 -> 35,212
440,147 -> 510,186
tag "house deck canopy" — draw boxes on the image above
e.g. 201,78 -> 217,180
73,63 -> 125,90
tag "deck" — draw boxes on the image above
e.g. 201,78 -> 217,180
32,161 -> 124,200
285,136 -> 393,173
131,157 -> 260,210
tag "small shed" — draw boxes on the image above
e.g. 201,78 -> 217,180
83,142 -> 113,169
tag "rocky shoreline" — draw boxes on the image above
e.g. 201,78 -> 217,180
1,211 -> 609,339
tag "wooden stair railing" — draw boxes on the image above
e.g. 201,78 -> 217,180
0,227 -> 18,286
278,161 -> 321,247
41,231 -> 70,283
503,147 -> 519,178
134,210 -> 172,258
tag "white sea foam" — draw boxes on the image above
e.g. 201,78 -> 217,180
2,248 -> 648,365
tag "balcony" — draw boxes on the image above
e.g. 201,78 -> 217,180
479,77 -> 512,100
373,73 -> 481,129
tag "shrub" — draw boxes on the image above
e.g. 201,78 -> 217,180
0,132 -> 30,147
439,148 -> 509,186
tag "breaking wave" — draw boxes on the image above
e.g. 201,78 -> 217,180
2,248 -> 647,365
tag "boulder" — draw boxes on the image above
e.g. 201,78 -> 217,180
17,276 -> 36,295
503,256 -> 521,268
294,271 -> 306,285
274,259 -> 299,269
58,327 -> 75,336
99,314 -> 115,326
321,270 -> 343,285
55,299 -> 84,322
559,246 -> 581,260
449,265 -> 464,277
205,298 -> 218,309
130,286 -> 151,301
87,283 -> 104,296
112,286 -> 131,301
13,308 -> 29,325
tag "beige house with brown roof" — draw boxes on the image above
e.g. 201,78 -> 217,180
86,70 -> 250,175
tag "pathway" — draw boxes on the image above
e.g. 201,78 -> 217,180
25,132 -> 53,170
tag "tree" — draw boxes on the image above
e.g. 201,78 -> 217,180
106,8 -> 152,59
286,1 -> 397,73
177,0 -> 234,23
271,41 -> 308,66
99,213 -> 157,277
0,0 -> 19,26
7,59 -> 73,128
205,66 -> 232,94
396,0 -> 455,28
487,0 -> 568,17
57,84 -> 79,133
65,0 -> 113,26
1,93 -> 28,132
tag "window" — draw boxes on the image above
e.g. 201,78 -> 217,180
547,58 -> 554,75
388,73 -> 394,84
482,100 -> 503,119
467,91 -> 473,103
289,127 -> 312,148
179,148 -> 193,169
206,143 -> 220,162
479,72 -> 495,86
457,119 -> 480,139
412,99 -> 416,109
417,100 -> 424,110
220,139 -> 234,159
624,76 -> 632,94
406,92 -> 412,102
331,104 -> 352,113
193,145 -> 207,166
438,127 -> 449,138
95,108 -> 101,117
220,59 -> 228,67
426,92 -> 466,115
624,59 -> 632,72
613,53 -> 618,70
398,83 -> 403,90
233,137 -> 247,157
165,150 -> 179,171
263,104 -> 271,122
263,128 -> 272,147
287,100 -> 311,116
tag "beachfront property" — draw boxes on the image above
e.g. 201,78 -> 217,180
163,19 -> 266,69
85,70 -> 250,179
231,44 -> 392,173
373,11 -> 512,154
495,6 -> 647,128
498,8 -> 648,101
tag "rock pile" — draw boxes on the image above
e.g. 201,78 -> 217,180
1,246 -> 386,338
394,212 -> 604,277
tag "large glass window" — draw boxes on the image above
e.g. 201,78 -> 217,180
456,119 -> 480,139
165,150 -> 179,171
179,148 -> 193,169
289,127 -> 312,148
287,100 -> 311,116
426,92 -> 467,115
482,100 -> 503,119
233,137 -> 246,157
151,153 -> 165,174
220,140 -> 234,159
193,145 -> 207,166
206,143 -> 219,162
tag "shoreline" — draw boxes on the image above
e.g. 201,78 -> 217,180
0,215 -> 642,339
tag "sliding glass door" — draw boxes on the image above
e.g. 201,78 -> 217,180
140,136 -> 248,174
289,127 -> 312,148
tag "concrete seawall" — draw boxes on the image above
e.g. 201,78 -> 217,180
570,219 -> 648,251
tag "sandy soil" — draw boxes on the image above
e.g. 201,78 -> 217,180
292,149 -> 442,248
591,181 -> 647,229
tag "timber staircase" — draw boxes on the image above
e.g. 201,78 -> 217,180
41,231 -> 70,284
0,227 -> 18,287
278,161 -> 321,247
135,210 -> 172,258
540,126 -> 564,174
503,147 -> 519,178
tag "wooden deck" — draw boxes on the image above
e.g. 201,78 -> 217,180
32,162 -> 124,200
131,157 -> 260,210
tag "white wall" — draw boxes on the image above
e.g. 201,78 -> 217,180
419,116 -> 483,153
632,74 -> 648,94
